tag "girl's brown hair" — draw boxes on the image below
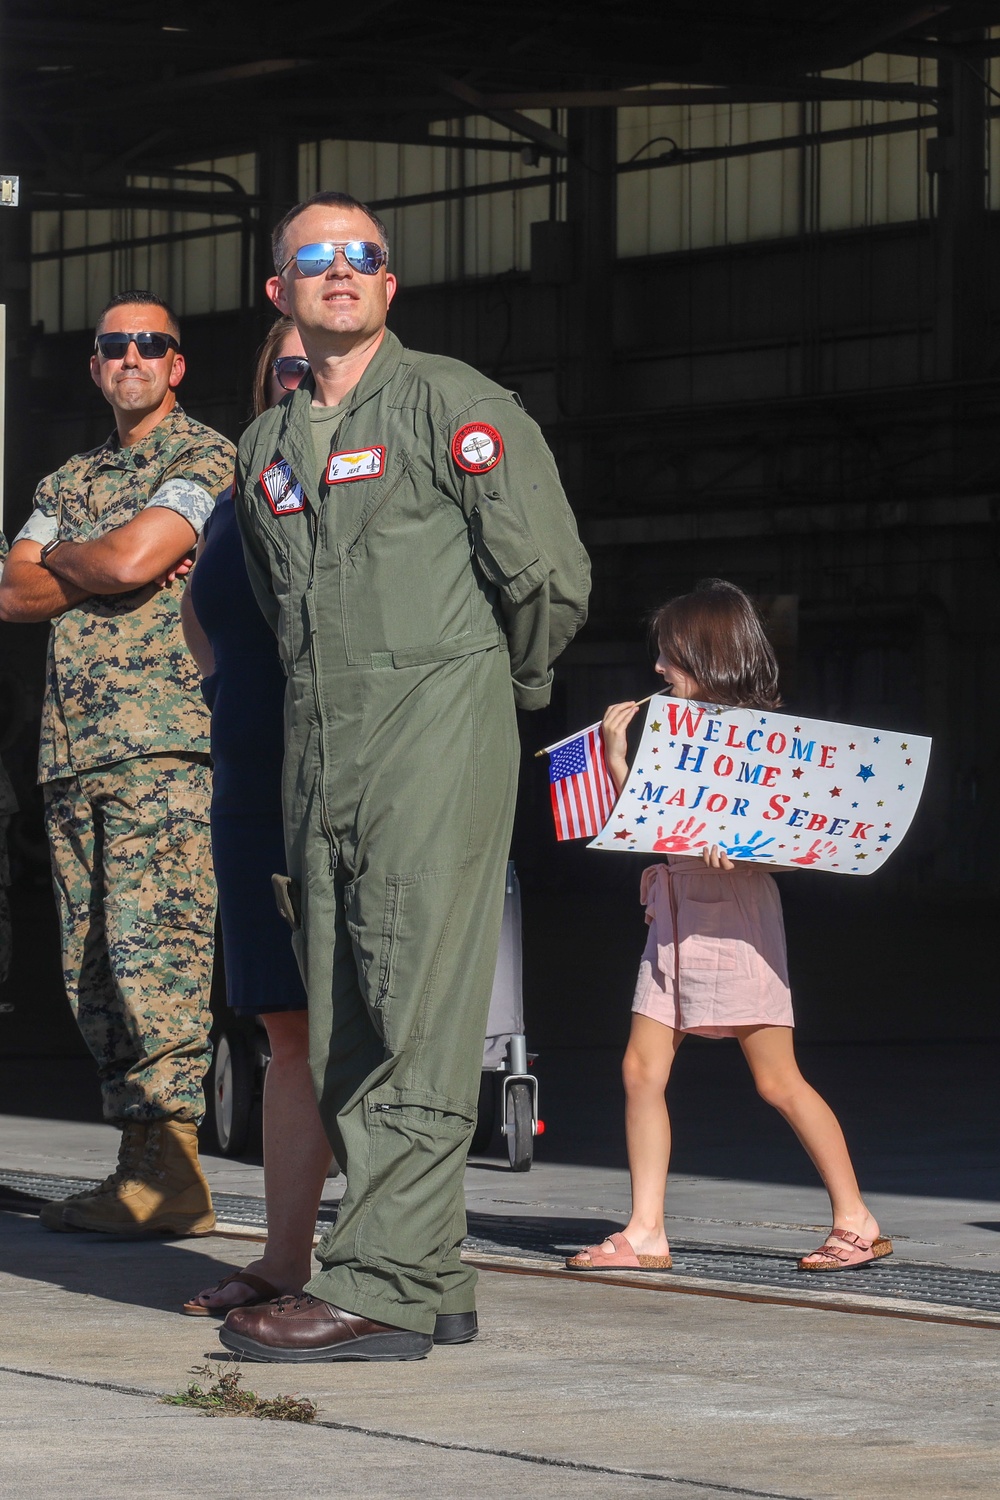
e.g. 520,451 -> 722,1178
652,578 -> 782,710
251,315 -> 297,419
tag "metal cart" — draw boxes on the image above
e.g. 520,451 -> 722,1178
209,860 -> 540,1171
469,860 -> 541,1170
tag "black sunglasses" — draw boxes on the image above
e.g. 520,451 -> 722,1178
94,331 -> 180,360
278,240 -> 388,278
272,355 -> 311,391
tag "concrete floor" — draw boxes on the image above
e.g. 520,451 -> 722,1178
0,1211 -> 997,1500
1,1044 -> 998,1498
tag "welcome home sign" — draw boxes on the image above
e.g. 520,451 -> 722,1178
589,696 -> 931,875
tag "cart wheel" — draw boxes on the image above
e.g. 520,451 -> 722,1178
505,1081 -> 534,1172
470,1072 -> 496,1155
212,1030 -> 254,1156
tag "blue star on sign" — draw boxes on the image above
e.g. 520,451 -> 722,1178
636,815 -> 647,824
879,834 -> 891,842
856,764 -> 875,782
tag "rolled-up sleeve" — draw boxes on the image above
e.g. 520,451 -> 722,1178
13,474 -> 60,547
144,476 -> 218,535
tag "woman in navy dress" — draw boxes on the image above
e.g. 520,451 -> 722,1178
181,319 -> 335,1314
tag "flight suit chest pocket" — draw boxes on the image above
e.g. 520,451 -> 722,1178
469,493 -> 547,604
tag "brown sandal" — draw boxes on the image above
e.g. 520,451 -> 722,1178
566,1231 -> 673,1271
798,1229 -> 893,1272
182,1270 -> 282,1317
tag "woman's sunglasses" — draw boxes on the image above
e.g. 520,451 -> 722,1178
272,355 -> 311,391
94,331 -> 180,360
278,241 -> 388,278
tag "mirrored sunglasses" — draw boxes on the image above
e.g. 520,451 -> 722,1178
94,331 -> 180,360
272,355 -> 311,391
279,240 -> 388,278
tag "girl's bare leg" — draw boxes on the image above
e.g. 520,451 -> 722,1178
191,1010 -> 335,1310
736,1025 -> 880,1241
597,1012 -> 684,1257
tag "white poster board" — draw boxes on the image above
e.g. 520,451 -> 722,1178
589,696 -> 931,875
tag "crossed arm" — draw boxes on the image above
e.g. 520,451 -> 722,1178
0,508 -> 197,624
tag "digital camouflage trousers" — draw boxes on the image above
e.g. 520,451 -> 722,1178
44,754 -> 216,1123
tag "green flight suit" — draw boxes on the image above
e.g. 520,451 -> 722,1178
236,329 -> 589,1333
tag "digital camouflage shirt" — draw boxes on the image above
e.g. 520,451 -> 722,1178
22,406 -> 235,783
0,534 -> 17,872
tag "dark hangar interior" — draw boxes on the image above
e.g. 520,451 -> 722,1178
0,2 -> 997,1056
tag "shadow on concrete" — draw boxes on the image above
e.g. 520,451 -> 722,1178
0,1208 -> 246,1317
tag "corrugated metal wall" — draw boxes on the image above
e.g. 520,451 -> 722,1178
28,51 -> 951,332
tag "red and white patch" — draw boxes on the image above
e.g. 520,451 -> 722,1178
259,459 -> 306,516
326,446 -> 386,484
451,422 -> 504,474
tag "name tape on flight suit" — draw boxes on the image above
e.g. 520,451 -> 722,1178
260,459 -> 306,516
326,447 -> 386,483
451,423 -> 504,474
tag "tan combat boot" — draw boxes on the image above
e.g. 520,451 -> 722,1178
62,1119 -> 216,1237
38,1121 -> 148,1232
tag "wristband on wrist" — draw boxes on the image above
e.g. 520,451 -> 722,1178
39,538 -> 62,567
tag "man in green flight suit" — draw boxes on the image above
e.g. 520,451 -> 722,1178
0,292 -> 234,1237
221,193 -> 589,1362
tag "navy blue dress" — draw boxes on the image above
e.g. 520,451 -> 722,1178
188,488 -> 306,1015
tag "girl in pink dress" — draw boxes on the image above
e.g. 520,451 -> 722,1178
567,579 -> 891,1274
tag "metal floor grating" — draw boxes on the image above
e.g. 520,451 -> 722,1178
3,1167 -> 999,1315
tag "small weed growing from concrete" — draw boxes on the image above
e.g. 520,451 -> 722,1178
163,1364 -> 317,1423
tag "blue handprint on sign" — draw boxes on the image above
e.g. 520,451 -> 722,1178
718,829 -> 776,860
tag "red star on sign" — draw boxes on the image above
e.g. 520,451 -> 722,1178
829,787 -> 841,797
614,829 -> 632,840
792,768 -> 804,779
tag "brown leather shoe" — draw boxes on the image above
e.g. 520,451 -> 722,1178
219,1294 -> 432,1363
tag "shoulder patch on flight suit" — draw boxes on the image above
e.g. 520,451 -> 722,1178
260,459 -> 307,516
326,447 -> 386,483
451,423 -> 504,474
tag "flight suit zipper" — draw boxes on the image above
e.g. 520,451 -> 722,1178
306,510 -> 339,875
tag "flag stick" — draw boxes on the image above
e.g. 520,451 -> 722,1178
534,693 -> 658,758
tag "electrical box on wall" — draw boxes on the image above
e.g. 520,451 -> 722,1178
530,220 -> 577,286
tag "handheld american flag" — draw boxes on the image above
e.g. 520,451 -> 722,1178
546,723 -> 617,841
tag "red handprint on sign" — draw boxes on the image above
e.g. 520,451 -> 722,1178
652,818 -> 709,853
790,839 -> 839,867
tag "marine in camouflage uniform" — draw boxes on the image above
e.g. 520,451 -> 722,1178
0,536 -> 16,994
0,293 -> 234,1236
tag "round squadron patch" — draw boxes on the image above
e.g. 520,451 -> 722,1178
451,422 -> 504,474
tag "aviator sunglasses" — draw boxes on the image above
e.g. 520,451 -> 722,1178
94,331 -> 180,360
278,240 -> 388,278
272,355 -> 311,391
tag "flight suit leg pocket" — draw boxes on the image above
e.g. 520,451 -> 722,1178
345,874 -> 407,1044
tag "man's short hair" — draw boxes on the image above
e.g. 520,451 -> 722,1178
271,193 -> 390,274
96,291 -> 181,341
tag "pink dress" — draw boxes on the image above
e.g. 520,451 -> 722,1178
632,857 -> 793,1037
